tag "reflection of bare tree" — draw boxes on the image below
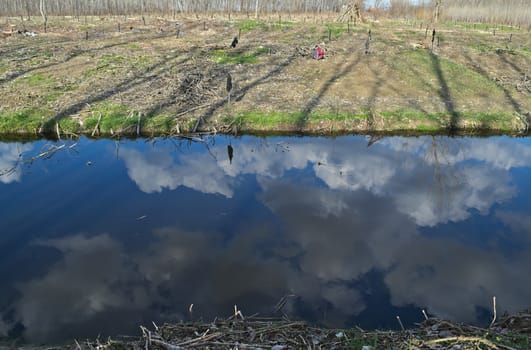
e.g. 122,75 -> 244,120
26,143 -> 74,163
0,142 -> 78,181
434,0 -> 442,23
143,134 -> 219,160
0,145 -> 22,178
422,136 -> 464,214
377,135 -> 466,218
367,134 -> 384,147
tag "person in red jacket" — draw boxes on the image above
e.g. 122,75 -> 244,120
312,45 -> 325,60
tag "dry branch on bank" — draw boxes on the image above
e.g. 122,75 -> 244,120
55,310 -> 531,350
174,63 -> 223,108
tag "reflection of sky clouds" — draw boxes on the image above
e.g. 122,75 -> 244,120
259,180 -> 411,280
0,143 -> 32,184
13,136 -> 530,341
120,137 -> 530,227
313,153 -> 396,193
259,179 -> 531,324
12,200 -> 531,341
17,235 -> 148,341
496,211 -> 531,240
12,219 -> 377,340
1,137 -> 523,229
322,284 -> 365,316
13,230 -> 292,342
383,137 -> 531,170
392,165 -> 515,226
385,238 -> 531,323
248,137 -> 527,226
457,139 -> 531,170
120,148 -> 235,197
355,137 -> 527,226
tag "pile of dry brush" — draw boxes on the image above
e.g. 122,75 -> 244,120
64,309 -> 531,350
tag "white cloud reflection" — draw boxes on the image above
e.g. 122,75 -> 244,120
11,201 -> 531,341
10,136 -> 531,342
258,179 -> 531,323
384,238 -> 531,323
16,235 -> 148,341
121,136 -> 530,227
120,148 -> 235,197
0,143 -> 32,184
13,200 -> 531,341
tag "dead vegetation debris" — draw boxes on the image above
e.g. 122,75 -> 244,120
31,309 -> 528,350
174,62 -> 224,108
493,73 -> 530,93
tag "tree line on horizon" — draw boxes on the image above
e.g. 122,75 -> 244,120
0,0 -> 529,25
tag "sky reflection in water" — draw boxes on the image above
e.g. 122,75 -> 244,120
0,135 -> 530,343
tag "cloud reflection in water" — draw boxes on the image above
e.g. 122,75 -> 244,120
0,143 -> 32,184
2,136 -> 531,342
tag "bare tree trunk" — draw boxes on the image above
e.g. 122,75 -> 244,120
434,0 -> 441,23
24,0 -> 31,20
255,0 -> 259,18
39,0 -> 47,32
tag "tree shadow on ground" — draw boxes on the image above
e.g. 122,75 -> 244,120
462,52 -> 524,116
429,52 -> 459,133
194,53 -> 300,124
42,50 -> 190,130
296,53 -> 364,130
365,60 -> 387,129
0,32 -> 169,85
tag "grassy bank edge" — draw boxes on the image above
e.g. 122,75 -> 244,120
0,108 -> 528,137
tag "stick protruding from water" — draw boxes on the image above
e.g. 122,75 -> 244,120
489,296 -> 497,328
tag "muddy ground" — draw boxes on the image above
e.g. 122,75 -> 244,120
0,14 -> 529,135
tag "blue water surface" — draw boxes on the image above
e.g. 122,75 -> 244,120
0,134 -> 530,343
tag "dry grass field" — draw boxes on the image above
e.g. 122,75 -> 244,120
0,14 -> 529,135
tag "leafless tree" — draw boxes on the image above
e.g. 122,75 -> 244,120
434,0 -> 441,23
39,0 -> 47,32
0,0 -> 527,25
